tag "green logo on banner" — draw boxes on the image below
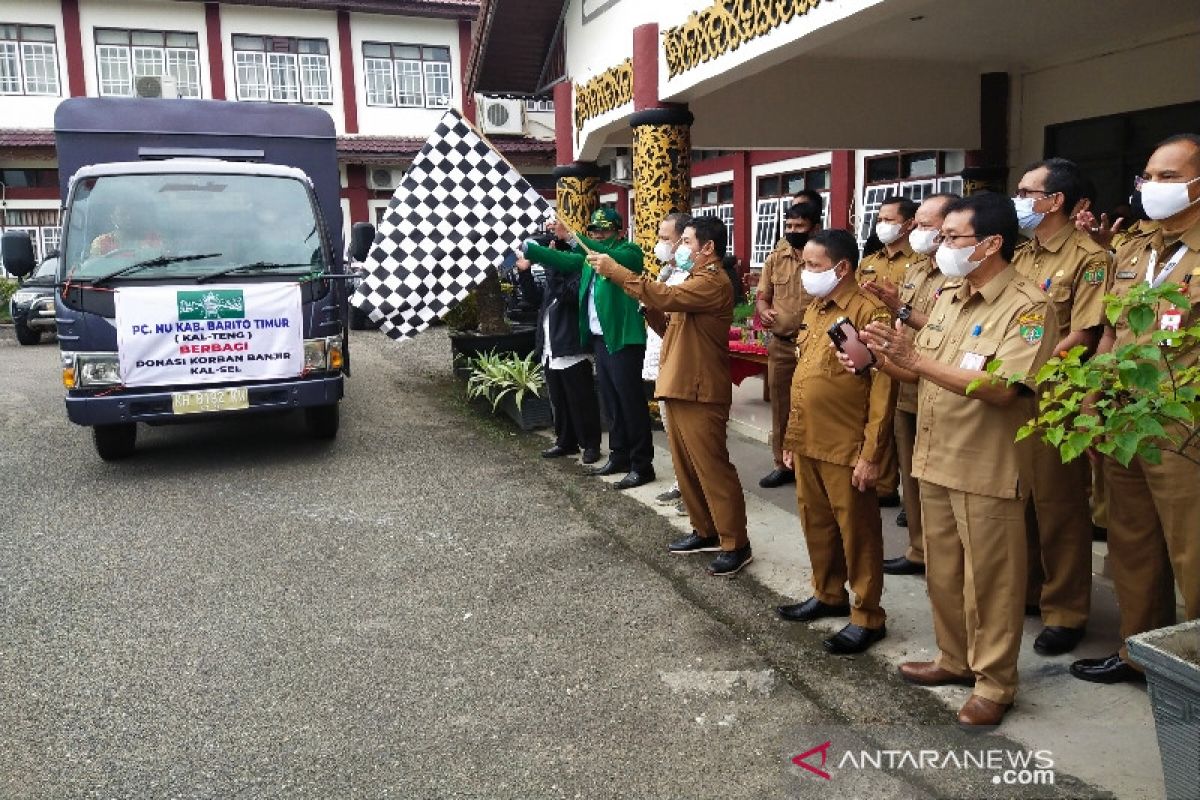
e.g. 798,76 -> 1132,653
177,289 -> 245,320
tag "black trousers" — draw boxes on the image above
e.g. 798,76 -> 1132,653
545,359 -> 601,452
592,336 -> 653,472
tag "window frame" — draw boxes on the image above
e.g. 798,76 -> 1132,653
0,23 -> 61,97
858,150 -> 965,245
232,34 -> 332,105
361,40 -> 453,110
94,28 -> 201,99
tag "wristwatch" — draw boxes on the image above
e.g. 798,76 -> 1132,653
897,303 -> 913,322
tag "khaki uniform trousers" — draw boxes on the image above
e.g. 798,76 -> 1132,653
666,399 -> 749,551
1091,464 -> 1108,529
875,427 -> 899,497
795,456 -> 885,629
767,336 -> 798,469
1017,438 -> 1093,628
920,480 -> 1027,705
1104,452 -> 1200,666
893,409 -> 924,564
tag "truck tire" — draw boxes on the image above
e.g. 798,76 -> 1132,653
14,320 -> 41,345
305,403 -> 340,439
93,423 -> 137,460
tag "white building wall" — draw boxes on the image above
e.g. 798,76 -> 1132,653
0,0 -> 69,130
78,0 -> 210,99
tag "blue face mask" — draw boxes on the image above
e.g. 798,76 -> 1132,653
1012,196 -> 1045,233
674,244 -> 695,271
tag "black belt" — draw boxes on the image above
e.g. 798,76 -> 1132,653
774,333 -> 796,344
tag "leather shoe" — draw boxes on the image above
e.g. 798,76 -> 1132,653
1033,625 -> 1085,656
758,468 -> 795,488
667,531 -> 721,554
882,555 -> 925,575
614,469 -> 655,490
877,491 -> 901,507
776,596 -> 851,622
1024,604 -> 1042,617
707,545 -> 753,576
898,661 -> 975,687
896,509 -> 907,527
541,444 -> 578,459
1070,653 -> 1145,684
580,447 -> 601,464
957,695 -> 1011,730
588,458 -> 630,476
823,623 -> 886,654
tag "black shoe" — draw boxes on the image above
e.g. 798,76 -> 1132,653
541,444 -> 578,459
823,623 -> 887,654
882,555 -> 925,576
588,458 -> 630,476
896,509 -> 908,527
758,468 -> 795,488
776,596 -> 851,622
1024,604 -> 1042,617
667,531 -> 721,554
707,545 -> 753,576
580,447 -> 601,465
877,492 -> 901,508
1070,653 -> 1145,684
1034,626 -> 1086,656
614,469 -> 655,490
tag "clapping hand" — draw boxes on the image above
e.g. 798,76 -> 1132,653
862,318 -> 919,371
861,278 -> 901,312
1074,209 -> 1124,250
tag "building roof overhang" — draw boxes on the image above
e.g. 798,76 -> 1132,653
466,0 -> 567,96
172,0 -> 480,20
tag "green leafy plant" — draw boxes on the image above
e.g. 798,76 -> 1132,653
979,282 -> 1200,466
0,278 -> 17,323
465,349 -> 546,411
731,301 -> 755,327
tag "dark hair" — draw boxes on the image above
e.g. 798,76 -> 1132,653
809,228 -> 860,270
688,215 -> 727,258
721,256 -> 746,305
663,212 -> 691,239
784,201 -> 822,226
1023,157 -> 1090,217
921,192 -> 960,219
880,194 -> 918,221
791,189 -> 825,216
944,191 -> 1019,261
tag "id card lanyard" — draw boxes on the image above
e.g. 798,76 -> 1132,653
1145,242 -> 1189,288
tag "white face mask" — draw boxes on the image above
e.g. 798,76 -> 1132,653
801,265 -> 842,298
909,228 -> 939,255
935,241 -> 986,278
1140,177 -> 1200,221
653,239 -> 676,263
875,221 -> 904,245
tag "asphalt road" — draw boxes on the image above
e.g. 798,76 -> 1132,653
0,327 -> 1104,799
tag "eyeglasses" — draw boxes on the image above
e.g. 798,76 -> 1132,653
1013,188 -> 1058,200
932,232 -> 988,245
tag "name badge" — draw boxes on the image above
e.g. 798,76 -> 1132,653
959,352 -> 987,371
1116,270 -> 1137,280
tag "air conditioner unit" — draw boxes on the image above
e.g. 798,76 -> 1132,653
478,97 -> 525,135
135,74 -> 179,99
610,155 -> 632,184
368,168 -> 403,191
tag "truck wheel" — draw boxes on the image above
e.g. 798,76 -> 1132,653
14,321 -> 41,345
305,403 -> 340,439
93,423 -> 137,460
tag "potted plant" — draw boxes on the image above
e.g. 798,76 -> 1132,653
1126,621 -> 1200,800
445,265 -> 536,363
465,350 -> 552,431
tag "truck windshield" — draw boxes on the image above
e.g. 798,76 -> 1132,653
61,173 -> 326,282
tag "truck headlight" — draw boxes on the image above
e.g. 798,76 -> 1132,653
11,291 -> 38,305
72,352 -> 122,388
302,336 -> 343,372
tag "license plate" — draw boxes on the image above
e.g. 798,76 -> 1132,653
171,387 -> 249,415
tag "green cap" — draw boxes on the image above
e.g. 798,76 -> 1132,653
588,206 -> 622,231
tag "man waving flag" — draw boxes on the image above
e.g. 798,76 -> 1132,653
352,108 -> 551,340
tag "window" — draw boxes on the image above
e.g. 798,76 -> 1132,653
233,35 -> 331,104
751,165 -> 832,264
362,42 -> 452,109
0,168 -> 58,188
1,208 -> 61,273
94,29 -> 200,98
691,180 -> 736,257
0,24 -> 60,96
524,98 -> 554,113
858,150 -> 965,245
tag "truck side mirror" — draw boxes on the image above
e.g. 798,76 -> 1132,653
1,230 -> 36,278
350,222 -> 376,263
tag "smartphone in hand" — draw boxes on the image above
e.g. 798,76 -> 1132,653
827,316 -> 877,375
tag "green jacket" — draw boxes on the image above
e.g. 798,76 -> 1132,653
525,234 -> 647,352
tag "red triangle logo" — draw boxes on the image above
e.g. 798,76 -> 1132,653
792,740 -> 832,780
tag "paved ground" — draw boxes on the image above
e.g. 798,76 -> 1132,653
0,326 -> 1132,798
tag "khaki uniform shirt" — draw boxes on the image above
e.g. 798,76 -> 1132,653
759,239 -> 811,339
857,240 -> 916,287
1012,223 -> 1112,346
910,265 -> 1057,499
782,280 -> 896,467
611,262 -> 734,404
896,255 -> 957,414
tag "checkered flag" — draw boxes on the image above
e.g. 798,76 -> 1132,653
352,108 -> 552,340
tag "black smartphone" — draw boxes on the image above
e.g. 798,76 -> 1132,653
827,316 -> 877,375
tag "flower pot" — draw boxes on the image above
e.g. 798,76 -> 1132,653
1127,619 -> 1200,800
499,391 -> 553,431
449,325 -> 536,364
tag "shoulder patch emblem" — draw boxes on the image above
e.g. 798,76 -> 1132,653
1018,311 -> 1044,345
1083,266 -> 1106,285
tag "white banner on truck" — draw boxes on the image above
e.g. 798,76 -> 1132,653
114,283 -> 304,387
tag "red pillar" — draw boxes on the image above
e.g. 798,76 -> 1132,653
337,12 -> 359,133
344,164 -> 370,225
632,23 -> 659,112
734,151 -> 751,264
458,19 -> 476,123
553,80 -> 573,164
204,2 -> 225,100
830,150 -> 854,230
60,0 -> 86,97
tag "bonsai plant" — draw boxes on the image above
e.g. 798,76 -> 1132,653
465,350 -> 552,431
445,264 -> 536,362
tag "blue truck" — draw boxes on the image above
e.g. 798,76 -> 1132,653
0,98 -> 374,460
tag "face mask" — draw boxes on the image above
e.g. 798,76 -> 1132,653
936,241 -> 986,278
653,240 -> 676,263
674,244 -> 695,271
801,265 -> 841,298
875,221 -> 904,245
909,228 -> 939,255
785,231 -> 809,250
1012,197 -> 1045,232
1140,177 -> 1200,221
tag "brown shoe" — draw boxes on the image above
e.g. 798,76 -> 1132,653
898,661 -> 975,687
957,695 -> 1011,730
